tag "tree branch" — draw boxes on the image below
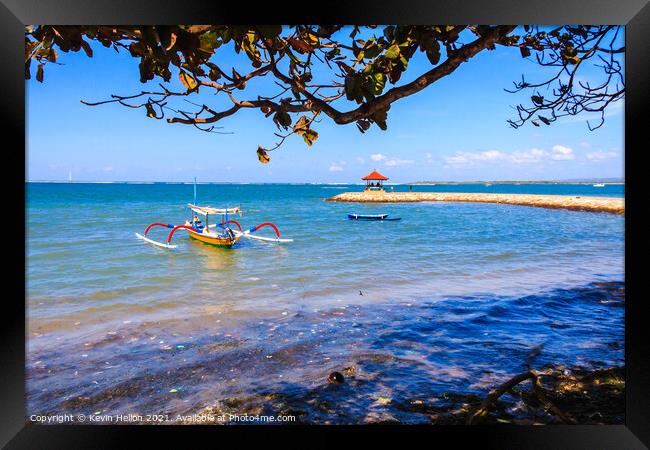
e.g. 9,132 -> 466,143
269,25 -> 517,124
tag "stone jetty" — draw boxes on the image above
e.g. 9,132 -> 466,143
325,191 -> 624,215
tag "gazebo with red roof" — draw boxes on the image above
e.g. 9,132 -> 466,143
361,169 -> 389,191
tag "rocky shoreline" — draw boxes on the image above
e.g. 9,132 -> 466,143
325,192 -> 624,215
187,364 -> 624,425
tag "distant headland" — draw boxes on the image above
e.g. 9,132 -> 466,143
406,179 -> 624,185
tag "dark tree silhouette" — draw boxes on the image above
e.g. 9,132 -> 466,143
25,25 -> 624,162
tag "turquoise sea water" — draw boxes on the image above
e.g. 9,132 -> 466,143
26,183 -> 625,423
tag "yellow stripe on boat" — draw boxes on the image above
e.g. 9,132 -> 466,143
186,228 -> 238,247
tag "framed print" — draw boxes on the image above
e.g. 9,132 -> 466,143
2,0 -> 648,447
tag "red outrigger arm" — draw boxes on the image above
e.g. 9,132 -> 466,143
249,222 -> 280,237
142,222 -> 197,245
220,220 -> 242,231
166,225 -> 197,244
144,222 -> 174,236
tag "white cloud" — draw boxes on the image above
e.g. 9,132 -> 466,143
369,152 -> 413,167
586,150 -> 618,161
444,150 -> 508,167
444,145 -> 576,168
356,157 -> 365,164
509,148 -> 547,164
329,161 -> 346,172
426,152 -> 434,164
103,166 -> 114,172
550,145 -> 575,160
384,158 -> 414,167
579,141 -> 592,148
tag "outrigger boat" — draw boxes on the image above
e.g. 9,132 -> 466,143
136,203 -> 293,249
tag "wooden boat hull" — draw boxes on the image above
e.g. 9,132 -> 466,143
348,213 -> 388,220
187,228 -> 238,247
348,213 -> 400,221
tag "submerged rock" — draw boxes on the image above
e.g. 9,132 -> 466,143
328,371 -> 344,384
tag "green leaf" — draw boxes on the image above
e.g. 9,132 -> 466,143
232,67 -> 246,90
373,72 -> 386,93
80,39 -> 93,57
325,48 -> 340,60
273,111 -> 292,130
425,40 -> 440,65
288,37 -> 312,54
565,55 -> 581,65
178,70 -> 198,91
128,42 -> 146,57
336,61 -> 352,74
208,66 -> 221,82
399,54 -> 409,69
384,44 -> 400,60
145,103 -> 156,118
139,58 -> 154,83
45,47 -> 58,63
257,146 -> 270,164
302,32 -> 319,46
36,63 -> 44,82
356,119 -> 371,133
365,71 -> 386,95
199,31 -> 220,52
344,73 -> 361,102
292,115 -> 318,145
301,128 -> 318,146
293,115 -> 309,134
372,107 -> 389,130
299,71 -> 312,83
241,35 -> 261,68
562,46 -> 577,58
363,42 -> 381,59
383,26 -> 395,41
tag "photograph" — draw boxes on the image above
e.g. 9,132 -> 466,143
24,24 -> 627,427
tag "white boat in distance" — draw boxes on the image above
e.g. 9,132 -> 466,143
593,183 -> 606,187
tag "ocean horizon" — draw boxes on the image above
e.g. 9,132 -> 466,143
26,180 -> 626,185
26,182 -> 624,422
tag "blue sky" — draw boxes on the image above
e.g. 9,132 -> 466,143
26,26 -> 624,183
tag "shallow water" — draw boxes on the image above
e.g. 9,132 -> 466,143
26,183 -> 624,422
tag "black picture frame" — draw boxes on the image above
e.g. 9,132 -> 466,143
3,1 -> 647,448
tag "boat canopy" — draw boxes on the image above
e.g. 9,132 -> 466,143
188,204 -> 242,216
